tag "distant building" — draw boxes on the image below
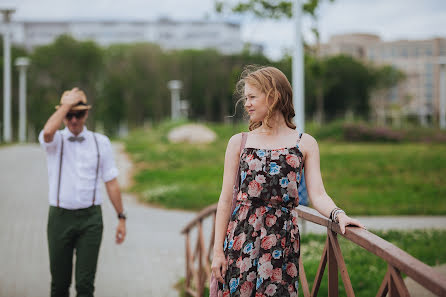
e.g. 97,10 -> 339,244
1,18 -> 246,55
321,33 -> 446,126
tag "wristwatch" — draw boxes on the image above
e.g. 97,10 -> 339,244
117,212 -> 127,220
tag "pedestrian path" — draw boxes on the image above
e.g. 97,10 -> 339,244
0,143 -> 194,297
0,143 -> 445,297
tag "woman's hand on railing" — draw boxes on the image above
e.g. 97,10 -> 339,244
337,213 -> 366,234
211,251 -> 227,284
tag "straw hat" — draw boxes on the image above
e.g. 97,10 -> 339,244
55,89 -> 91,111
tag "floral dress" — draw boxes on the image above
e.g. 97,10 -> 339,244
218,134 -> 304,297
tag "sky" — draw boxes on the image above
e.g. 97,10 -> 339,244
3,0 -> 446,60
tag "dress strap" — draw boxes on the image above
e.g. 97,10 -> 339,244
296,132 -> 303,145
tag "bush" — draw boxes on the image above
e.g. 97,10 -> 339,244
343,124 -> 404,142
342,123 -> 446,143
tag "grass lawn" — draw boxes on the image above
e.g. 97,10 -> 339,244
175,229 -> 446,297
124,121 -> 446,215
299,229 -> 446,296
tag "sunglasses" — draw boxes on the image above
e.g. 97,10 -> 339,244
66,111 -> 86,120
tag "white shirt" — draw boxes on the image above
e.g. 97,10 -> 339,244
39,127 -> 119,209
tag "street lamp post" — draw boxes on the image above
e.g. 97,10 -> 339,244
438,57 -> 446,130
167,80 -> 183,120
15,57 -> 30,142
1,7 -> 15,142
292,0 -> 305,133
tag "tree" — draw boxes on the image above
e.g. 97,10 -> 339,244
322,55 -> 374,120
369,64 -> 406,125
216,0 -> 334,19
28,35 -> 103,136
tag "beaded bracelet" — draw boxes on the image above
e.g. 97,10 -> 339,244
333,209 -> 346,223
329,207 -> 341,221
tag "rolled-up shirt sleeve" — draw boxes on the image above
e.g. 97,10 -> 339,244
38,130 -> 61,154
100,136 -> 119,182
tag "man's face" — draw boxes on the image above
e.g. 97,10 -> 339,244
63,110 -> 88,135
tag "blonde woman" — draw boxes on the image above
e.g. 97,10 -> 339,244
211,66 -> 364,297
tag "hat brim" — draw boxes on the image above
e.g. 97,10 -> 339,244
55,105 -> 92,111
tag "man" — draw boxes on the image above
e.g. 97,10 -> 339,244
39,87 -> 126,297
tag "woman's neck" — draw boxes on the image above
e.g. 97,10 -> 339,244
258,112 -> 289,135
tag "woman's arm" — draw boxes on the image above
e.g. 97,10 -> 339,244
211,133 -> 243,283
302,134 -> 365,234
43,87 -> 82,142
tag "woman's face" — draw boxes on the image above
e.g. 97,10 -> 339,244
244,83 -> 268,122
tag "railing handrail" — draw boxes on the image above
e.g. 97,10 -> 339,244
181,203 -> 446,296
296,205 -> 446,296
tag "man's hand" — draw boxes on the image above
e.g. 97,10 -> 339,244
60,87 -> 83,107
116,219 -> 126,244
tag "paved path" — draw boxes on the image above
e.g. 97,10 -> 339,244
1,143 -> 445,297
0,143 -> 195,297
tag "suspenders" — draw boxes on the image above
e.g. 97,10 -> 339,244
56,132 -> 100,208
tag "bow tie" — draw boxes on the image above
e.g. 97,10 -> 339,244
68,136 -> 85,143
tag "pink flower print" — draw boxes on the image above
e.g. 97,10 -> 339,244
246,154 -> 255,162
286,154 -> 300,168
254,217 -> 262,231
239,205 -> 250,220
270,195 -> 282,203
265,284 -> 277,296
281,237 -> 286,248
286,263 -> 298,278
265,214 -> 277,227
259,206 -> 267,216
260,227 -> 267,238
287,171 -> 297,182
270,150 -> 280,160
236,256 -> 243,268
248,214 -> 257,226
240,281 -> 255,297
250,238 -> 261,259
261,234 -> 277,250
248,180 -> 263,197
233,233 -> 246,251
293,239 -> 299,252
275,209 -> 282,217
248,158 -> 263,172
259,253 -> 272,264
255,293 -> 265,297
255,174 -> 266,184
240,257 -> 253,273
287,181 -> 298,198
247,271 -> 257,282
271,268 -> 282,282
227,221 -> 236,234
258,261 -> 273,279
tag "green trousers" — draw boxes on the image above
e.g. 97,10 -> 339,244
47,205 -> 103,297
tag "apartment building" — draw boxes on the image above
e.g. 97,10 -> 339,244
321,33 -> 446,125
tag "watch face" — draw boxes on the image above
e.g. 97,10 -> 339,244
118,213 -> 127,220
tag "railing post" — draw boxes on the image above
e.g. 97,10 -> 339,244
185,232 -> 191,290
327,230 -> 338,297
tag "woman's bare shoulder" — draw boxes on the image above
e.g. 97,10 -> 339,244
300,133 -> 319,156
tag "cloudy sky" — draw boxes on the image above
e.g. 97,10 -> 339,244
4,0 -> 446,59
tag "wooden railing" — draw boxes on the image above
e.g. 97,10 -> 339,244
181,204 -> 446,297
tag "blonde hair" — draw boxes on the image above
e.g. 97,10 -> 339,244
235,65 -> 296,131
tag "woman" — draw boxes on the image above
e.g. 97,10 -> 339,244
211,66 -> 364,297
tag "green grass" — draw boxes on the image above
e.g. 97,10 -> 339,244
124,121 -> 446,214
299,229 -> 446,296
